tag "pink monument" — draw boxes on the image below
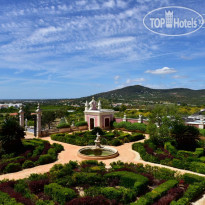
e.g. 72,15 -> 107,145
84,97 -> 114,130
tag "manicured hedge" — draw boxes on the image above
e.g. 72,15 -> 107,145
44,183 -> 76,204
0,139 -> 63,174
72,172 -> 102,186
113,121 -> 146,132
190,161 -> 205,174
37,154 -> 56,165
171,181 -> 205,204
22,160 -> 35,169
0,160 -> 205,204
57,123 -> 70,129
51,131 -> 145,147
85,186 -> 135,204
133,141 -> 205,175
104,171 -> 148,195
164,142 -> 177,155
132,143 -> 159,163
133,180 -> 178,204
4,163 -> 22,173
75,121 -> 88,127
183,173 -> 205,184
100,186 -> 135,203
0,190 -> 22,205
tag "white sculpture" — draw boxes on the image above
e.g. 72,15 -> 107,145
94,132 -> 102,148
89,97 -> 97,110
98,100 -> 101,110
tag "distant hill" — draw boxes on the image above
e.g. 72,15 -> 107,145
74,85 -> 205,105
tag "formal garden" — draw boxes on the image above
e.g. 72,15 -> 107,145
131,105 -> 205,175
51,127 -> 145,147
0,118 -> 64,174
0,160 -> 205,205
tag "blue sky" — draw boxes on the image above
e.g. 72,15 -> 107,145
0,0 -> 204,99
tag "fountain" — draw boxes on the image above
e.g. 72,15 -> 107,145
77,132 -> 119,160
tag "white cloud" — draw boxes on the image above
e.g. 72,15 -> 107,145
114,75 -> 120,80
145,67 -> 177,75
172,75 -> 187,79
116,0 -> 127,8
103,0 -> 115,8
126,78 -> 145,84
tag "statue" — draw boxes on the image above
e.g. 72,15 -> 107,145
94,132 -> 102,148
89,97 -> 97,110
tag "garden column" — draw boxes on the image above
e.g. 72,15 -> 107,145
123,114 -> 127,122
36,103 -> 42,138
19,106 -> 24,127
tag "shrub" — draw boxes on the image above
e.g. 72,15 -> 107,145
4,163 -> 22,173
182,181 -> 205,201
104,171 -> 148,195
28,173 -> 48,181
72,172 -> 102,186
67,195 -> 111,205
52,143 -> 64,153
147,180 -> 178,201
14,180 -> 32,199
132,195 -> 153,205
177,150 -> 197,158
37,154 -> 55,165
75,121 -> 88,127
189,161 -> 205,174
57,123 -> 70,129
29,179 -> 49,194
22,160 -> 34,169
47,148 -> 56,156
113,121 -> 146,132
0,190 -> 22,205
111,138 -> 123,146
36,200 -> 55,205
134,180 -> 178,204
200,156 -> 205,162
103,132 -> 115,140
32,145 -> 44,157
183,173 -> 205,184
132,143 -> 159,163
128,133 -> 145,142
164,142 -> 177,155
195,148 -> 204,157
172,158 -> 185,169
100,187 -> 123,201
44,183 -> 76,204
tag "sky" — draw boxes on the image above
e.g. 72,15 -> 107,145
0,0 -> 204,99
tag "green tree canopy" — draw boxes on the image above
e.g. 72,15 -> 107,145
0,118 -> 25,154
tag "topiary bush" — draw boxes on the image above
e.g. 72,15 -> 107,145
75,121 -> 88,127
44,183 -> 76,204
4,163 -> 22,173
22,160 -> 35,169
37,154 -> 55,165
111,138 -> 123,146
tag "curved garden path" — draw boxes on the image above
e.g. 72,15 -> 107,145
0,134 -> 204,204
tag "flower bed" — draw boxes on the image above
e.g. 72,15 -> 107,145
132,140 -> 205,174
51,130 -> 145,146
0,139 -> 64,174
0,160 -> 204,205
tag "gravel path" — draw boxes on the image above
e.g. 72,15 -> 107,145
0,134 -> 204,204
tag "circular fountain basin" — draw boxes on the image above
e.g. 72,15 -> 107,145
77,146 -> 119,160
